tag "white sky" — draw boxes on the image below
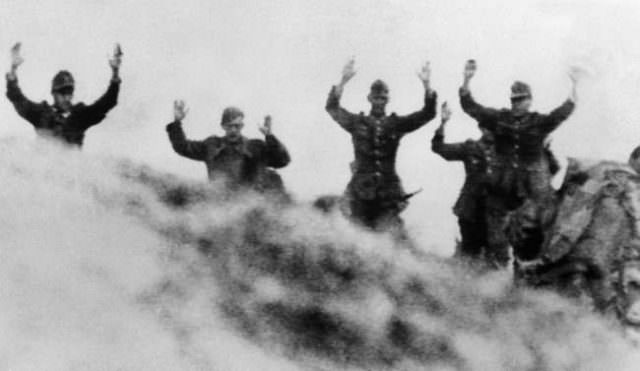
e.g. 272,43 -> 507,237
1,0 -> 640,253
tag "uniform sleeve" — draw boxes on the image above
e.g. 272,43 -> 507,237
539,99 -> 575,133
431,129 -> 467,161
75,78 -> 121,130
325,86 -> 357,132
395,89 -> 438,133
5,75 -> 45,127
166,121 -> 207,161
459,88 -> 500,129
263,134 -> 290,168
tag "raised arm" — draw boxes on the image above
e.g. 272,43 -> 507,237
458,59 -> 500,126
393,61 -> 437,133
539,99 -> 575,133
259,115 -> 290,168
539,68 -> 579,133
77,44 -> 123,128
5,42 -> 44,126
325,58 -> 357,132
166,100 -> 207,161
431,102 -> 467,161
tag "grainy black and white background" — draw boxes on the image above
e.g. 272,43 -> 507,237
1,1 -> 640,370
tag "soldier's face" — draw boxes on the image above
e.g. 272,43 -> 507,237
368,94 -> 388,113
510,96 -> 532,114
222,116 -> 244,139
52,91 -> 73,111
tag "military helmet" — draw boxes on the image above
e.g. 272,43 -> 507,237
51,70 -> 75,93
369,79 -> 389,97
221,106 -> 244,125
510,81 -> 531,99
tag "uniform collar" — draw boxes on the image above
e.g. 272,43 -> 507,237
369,110 -> 387,118
214,136 -> 252,157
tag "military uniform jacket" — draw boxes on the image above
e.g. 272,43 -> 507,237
459,88 -> 574,201
431,129 -> 494,220
459,88 -> 574,166
6,77 -> 120,147
166,121 -> 290,192
326,86 -> 437,201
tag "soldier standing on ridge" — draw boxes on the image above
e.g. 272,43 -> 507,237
431,102 -> 496,266
5,42 -> 122,147
459,59 -> 579,266
166,101 -> 290,198
325,58 -> 437,238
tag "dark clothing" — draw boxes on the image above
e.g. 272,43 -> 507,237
326,85 -> 437,228
431,129 -> 509,266
6,76 -> 120,147
459,88 -> 574,202
484,206 -> 511,268
458,87 -> 574,269
347,195 -> 406,230
166,121 -> 290,194
488,158 -> 554,208
457,219 -> 485,260
459,89 -> 575,165
431,129 -> 494,221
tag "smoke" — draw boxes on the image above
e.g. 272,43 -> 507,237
0,138 -> 638,370
0,139 -> 301,371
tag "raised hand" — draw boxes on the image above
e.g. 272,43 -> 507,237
259,115 -> 273,136
568,66 -> 582,102
440,101 -> 452,123
460,59 -> 477,91
340,58 -> 356,86
109,43 -> 123,70
568,66 -> 582,84
417,61 -> 431,90
10,42 -> 24,70
174,100 -> 188,121
463,59 -> 477,81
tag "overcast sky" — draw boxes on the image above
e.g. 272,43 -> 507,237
1,0 -> 639,252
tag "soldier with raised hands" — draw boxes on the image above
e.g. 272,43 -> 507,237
459,59 -> 577,206
325,58 -> 437,237
459,59 -> 579,264
5,42 -> 122,147
166,101 -> 290,197
431,102 -> 498,265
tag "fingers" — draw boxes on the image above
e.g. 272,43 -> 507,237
465,59 -> 477,69
417,61 -> 431,82
342,57 -> 356,78
345,56 -> 355,67
568,66 -> 583,83
464,59 -> 477,78
114,43 -> 123,57
10,42 -> 23,67
440,101 -> 452,122
259,115 -> 273,135
173,100 -> 188,113
109,44 -> 123,69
